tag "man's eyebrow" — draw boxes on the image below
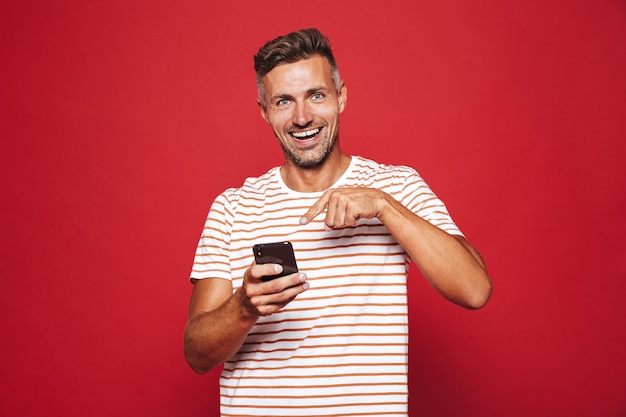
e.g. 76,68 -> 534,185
270,93 -> 294,102
306,86 -> 329,94
270,86 -> 330,102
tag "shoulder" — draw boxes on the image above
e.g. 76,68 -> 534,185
351,155 -> 421,182
217,167 -> 281,202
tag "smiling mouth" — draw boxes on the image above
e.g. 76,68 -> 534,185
290,127 -> 321,141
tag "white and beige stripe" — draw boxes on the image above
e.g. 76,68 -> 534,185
191,156 -> 462,416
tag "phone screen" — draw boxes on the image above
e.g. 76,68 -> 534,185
252,241 -> 299,281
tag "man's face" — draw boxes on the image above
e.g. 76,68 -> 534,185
259,55 -> 347,168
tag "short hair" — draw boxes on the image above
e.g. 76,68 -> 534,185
254,28 -> 342,106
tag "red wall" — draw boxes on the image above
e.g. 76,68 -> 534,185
2,1 -> 625,416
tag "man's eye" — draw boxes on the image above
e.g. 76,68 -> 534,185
311,93 -> 324,101
277,99 -> 291,106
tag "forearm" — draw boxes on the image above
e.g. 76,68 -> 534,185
379,195 -> 492,309
184,265 -> 309,373
184,289 -> 259,374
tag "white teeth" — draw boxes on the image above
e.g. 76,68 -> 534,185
292,128 -> 320,139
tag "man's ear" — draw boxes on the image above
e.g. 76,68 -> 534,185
338,82 -> 347,113
258,98 -> 270,125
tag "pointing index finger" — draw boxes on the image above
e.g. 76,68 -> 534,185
299,191 -> 330,225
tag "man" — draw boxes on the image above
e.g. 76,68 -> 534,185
184,28 -> 492,416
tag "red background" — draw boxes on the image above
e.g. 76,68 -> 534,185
2,1 -> 625,416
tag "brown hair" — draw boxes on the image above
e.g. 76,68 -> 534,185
254,28 -> 341,105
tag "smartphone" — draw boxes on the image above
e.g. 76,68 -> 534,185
252,241 -> 299,281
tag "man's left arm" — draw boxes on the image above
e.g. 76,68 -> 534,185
300,187 -> 492,309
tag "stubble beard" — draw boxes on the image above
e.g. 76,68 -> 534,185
280,124 -> 339,169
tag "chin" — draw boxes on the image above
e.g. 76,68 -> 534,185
282,136 -> 338,168
290,155 -> 325,169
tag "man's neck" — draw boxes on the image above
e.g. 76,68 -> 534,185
280,152 -> 352,193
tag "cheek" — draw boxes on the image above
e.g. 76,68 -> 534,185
321,109 -> 340,125
268,111 -> 292,129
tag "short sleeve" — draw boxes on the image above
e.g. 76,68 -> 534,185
399,170 -> 464,238
189,192 -> 236,283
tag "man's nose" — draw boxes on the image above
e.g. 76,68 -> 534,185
292,102 -> 313,127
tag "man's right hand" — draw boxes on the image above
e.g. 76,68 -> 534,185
236,262 -> 309,317
184,262 -> 308,374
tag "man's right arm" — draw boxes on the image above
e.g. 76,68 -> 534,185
183,278 -> 255,374
183,263 -> 309,374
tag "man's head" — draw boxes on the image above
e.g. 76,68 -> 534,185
254,28 -> 341,108
253,28 -> 347,170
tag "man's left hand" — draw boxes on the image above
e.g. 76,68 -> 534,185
299,187 -> 388,230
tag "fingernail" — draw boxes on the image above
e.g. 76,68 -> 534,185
275,264 -> 283,273
302,282 -> 310,290
298,273 -> 307,282
299,217 -> 308,225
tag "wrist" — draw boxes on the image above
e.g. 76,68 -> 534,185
377,192 -> 399,221
233,286 -> 261,321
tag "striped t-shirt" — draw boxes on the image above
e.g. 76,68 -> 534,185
190,156 -> 462,417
